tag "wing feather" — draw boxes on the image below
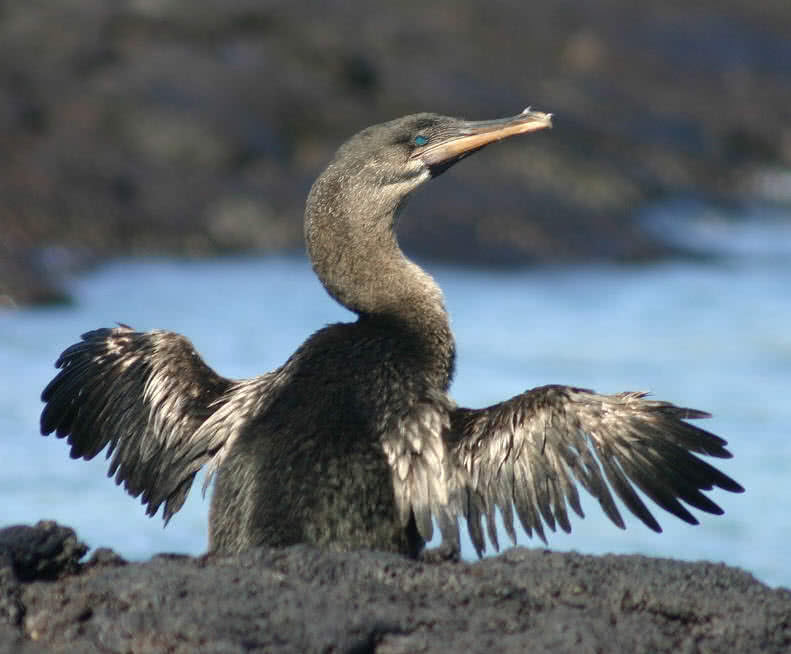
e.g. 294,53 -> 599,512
464,487 -> 487,555
40,326 -> 234,522
448,384 -> 744,553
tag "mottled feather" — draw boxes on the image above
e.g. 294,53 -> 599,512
41,326 -> 233,521
446,385 -> 743,555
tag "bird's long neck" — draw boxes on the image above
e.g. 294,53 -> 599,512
305,163 -> 455,387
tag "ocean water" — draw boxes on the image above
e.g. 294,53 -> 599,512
1,206 -> 789,588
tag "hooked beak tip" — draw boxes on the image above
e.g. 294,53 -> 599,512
417,106 -> 554,170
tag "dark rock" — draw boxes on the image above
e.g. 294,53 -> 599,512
0,521 -> 88,648
1,522 -> 789,653
0,521 -> 87,583
85,548 -> 127,570
0,254 -> 71,308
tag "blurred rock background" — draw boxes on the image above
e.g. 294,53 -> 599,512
1,0 -> 790,305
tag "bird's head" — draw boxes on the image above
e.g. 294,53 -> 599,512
328,108 -> 553,200
304,107 -> 553,317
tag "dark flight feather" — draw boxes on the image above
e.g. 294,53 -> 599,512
41,326 -> 232,522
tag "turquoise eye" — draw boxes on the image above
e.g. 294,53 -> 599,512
414,135 -> 428,146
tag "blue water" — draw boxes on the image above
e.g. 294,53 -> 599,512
1,207 -> 789,588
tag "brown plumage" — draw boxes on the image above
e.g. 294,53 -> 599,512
40,109 -> 743,557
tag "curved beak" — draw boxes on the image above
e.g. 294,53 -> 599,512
413,107 -> 552,175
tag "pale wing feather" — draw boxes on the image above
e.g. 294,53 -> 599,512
380,395 -> 464,548
449,384 -> 744,555
41,326 -> 235,521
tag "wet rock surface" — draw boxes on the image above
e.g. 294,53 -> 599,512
2,1 -> 791,305
1,521 -> 789,653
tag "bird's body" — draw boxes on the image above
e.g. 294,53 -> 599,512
40,109 -> 743,557
210,314 -> 452,555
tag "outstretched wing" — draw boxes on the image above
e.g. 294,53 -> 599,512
448,384 -> 744,555
40,325 -> 233,522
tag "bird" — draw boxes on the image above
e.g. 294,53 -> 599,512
40,107 -> 743,559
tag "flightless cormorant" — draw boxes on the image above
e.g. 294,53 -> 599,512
40,108 -> 743,557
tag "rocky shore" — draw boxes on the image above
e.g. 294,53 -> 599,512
1,521 -> 788,653
2,1 -> 790,305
